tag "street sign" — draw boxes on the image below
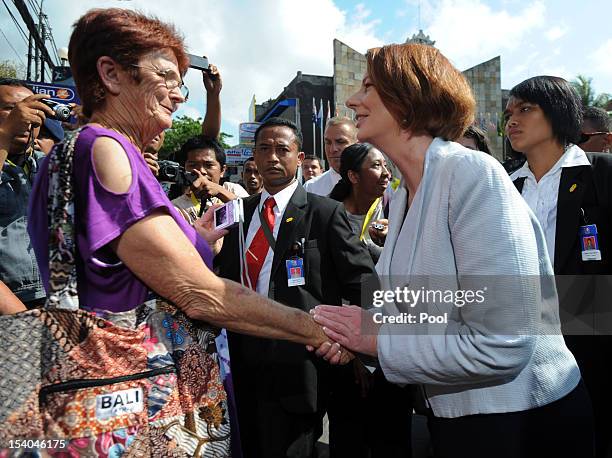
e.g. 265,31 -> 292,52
225,147 -> 252,165
239,122 -> 260,146
27,81 -> 81,105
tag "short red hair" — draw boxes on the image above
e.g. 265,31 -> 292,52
367,44 -> 475,141
68,8 -> 189,118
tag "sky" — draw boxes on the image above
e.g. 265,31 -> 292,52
1,0 -> 611,142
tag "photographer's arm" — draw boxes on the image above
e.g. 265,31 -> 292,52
201,65 -> 222,139
190,170 -> 237,203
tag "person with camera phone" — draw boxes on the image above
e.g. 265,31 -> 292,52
6,9 -> 349,456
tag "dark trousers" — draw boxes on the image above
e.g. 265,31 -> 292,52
232,364 -> 324,458
565,335 -> 612,458
328,366 -> 413,458
367,369 -> 413,458
427,380 -> 594,458
327,363 -> 370,458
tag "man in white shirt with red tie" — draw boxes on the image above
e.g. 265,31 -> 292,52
304,117 -> 358,196
214,117 -> 375,458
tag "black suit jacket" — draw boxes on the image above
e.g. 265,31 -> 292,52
215,184 -> 376,413
513,153 -> 612,332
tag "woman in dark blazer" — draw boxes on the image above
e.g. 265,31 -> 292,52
506,75 -> 612,458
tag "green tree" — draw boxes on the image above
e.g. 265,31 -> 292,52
0,60 -> 18,79
159,115 -> 233,159
571,75 -> 611,108
218,132 -> 233,149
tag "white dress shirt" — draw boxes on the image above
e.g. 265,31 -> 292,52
510,145 -> 590,263
303,168 -> 341,196
245,180 -> 299,296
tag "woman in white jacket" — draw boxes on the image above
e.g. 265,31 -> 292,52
312,43 -> 593,457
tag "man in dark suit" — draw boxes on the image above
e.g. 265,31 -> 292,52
215,117 -> 376,458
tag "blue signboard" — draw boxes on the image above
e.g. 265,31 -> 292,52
26,81 -> 81,105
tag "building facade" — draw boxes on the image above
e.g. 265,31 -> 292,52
254,32 -> 506,162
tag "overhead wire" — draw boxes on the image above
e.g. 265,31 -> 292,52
2,0 -> 30,45
4,0 -> 61,78
0,27 -> 26,67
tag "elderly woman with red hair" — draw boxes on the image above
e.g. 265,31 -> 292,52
3,8 -> 335,456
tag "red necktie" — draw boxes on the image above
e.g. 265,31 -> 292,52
245,197 -> 276,289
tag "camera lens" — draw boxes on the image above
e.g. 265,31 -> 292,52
54,105 -> 72,122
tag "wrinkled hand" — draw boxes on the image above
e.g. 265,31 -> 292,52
143,152 -> 159,176
190,170 -> 224,199
0,93 -> 53,140
194,205 -> 228,255
202,64 -> 222,95
368,218 -> 388,246
311,305 -> 379,357
307,339 -> 355,365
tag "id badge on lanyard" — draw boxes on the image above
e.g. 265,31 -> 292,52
579,208 -> 602,261
286,238 -> 306,287
580,224 -> 602,261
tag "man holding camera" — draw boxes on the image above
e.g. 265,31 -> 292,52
172,135 -> 248,225
0,78 -> 57,310
214,117 -> 375,458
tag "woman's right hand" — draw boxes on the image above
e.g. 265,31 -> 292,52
194,205 -> 228,255
369,218 -> 388,246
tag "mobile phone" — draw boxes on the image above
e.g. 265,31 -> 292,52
187,54 -> 210,71
214,199 -> 243,230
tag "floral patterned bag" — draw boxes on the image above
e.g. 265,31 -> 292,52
0,131 -> 231,457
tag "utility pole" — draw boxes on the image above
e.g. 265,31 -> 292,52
39,0 -> 45,82
12,0 -> 56,80
34,25 -> 39,80
26,33 -> 33,80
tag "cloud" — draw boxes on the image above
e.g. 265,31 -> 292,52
0,0 -> 384,140
423,0 -> 546,70
545,25 -> 567,42
589,39 -> 612,76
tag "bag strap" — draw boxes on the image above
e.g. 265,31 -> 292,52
46,129 -> 82,310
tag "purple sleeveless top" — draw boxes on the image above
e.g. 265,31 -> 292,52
28,125 -> 213,312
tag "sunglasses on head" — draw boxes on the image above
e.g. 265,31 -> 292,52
579,131 -> 609,144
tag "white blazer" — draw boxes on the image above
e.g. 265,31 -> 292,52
376,138 -> 580,418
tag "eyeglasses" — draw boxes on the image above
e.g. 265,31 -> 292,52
579,131 -> 609,144
129,64 -> 189,101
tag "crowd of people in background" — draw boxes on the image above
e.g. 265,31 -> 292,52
1,6 -> 612,458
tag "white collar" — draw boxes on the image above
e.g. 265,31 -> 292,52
259,179 -> 299,214
511,144 -> 590,181
328,168 -> 341,180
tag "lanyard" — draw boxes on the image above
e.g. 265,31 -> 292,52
189,192 -> 201,215
359,197 -> 381,241
5,155 -> 34,178
258,202 -> 276,251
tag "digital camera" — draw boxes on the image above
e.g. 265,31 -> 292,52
157,160 -> 197,188
42,99 -> 71,122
